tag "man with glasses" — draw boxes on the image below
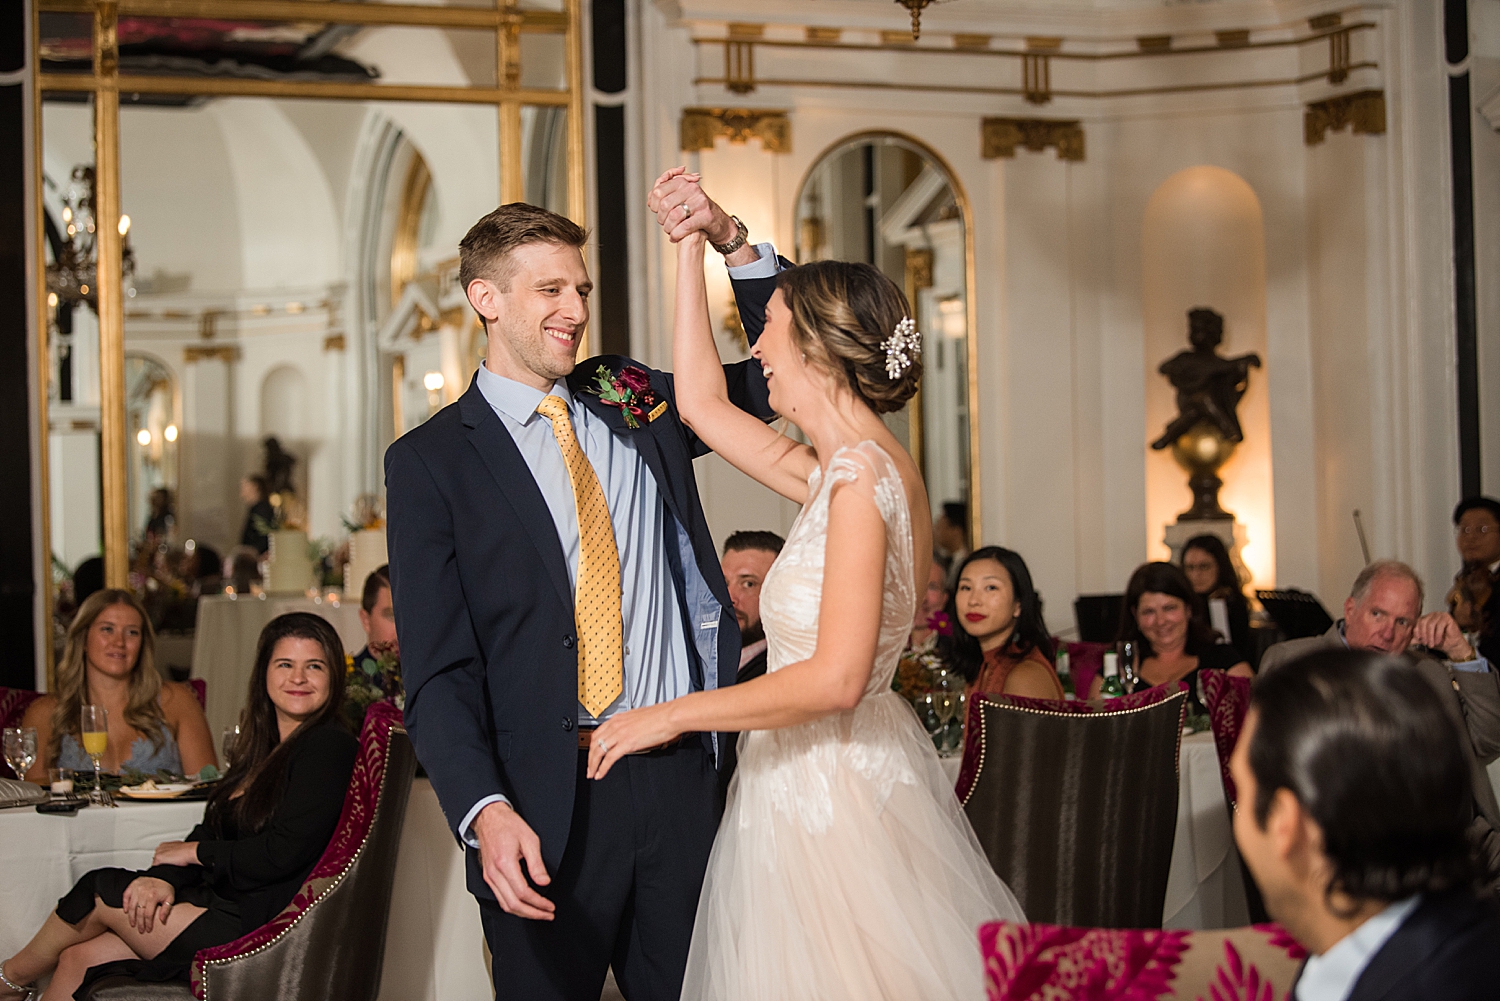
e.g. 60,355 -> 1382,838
1259,560 -> 1500,893
1448,497 -> 1500,666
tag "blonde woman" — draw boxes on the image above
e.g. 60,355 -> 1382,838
23,589 -> 215,781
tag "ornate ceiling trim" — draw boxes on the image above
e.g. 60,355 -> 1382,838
1304,90 -> 1385,145
981,117 -> 1084,161
680,107 -> 791,153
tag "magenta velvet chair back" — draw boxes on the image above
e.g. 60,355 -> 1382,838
979,919 -> 1306,1001
1199,668 -> 1252,807
0,687 -> 41,778
188,678 -> 206,710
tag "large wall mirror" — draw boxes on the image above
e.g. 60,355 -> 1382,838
794,133 -> 977,544
35,0 -> 583,687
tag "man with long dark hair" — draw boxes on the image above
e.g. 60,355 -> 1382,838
1232,649 -> 1498,998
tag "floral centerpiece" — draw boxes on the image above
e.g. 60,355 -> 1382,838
343,641 -> 402,732
893,610 -> 953,702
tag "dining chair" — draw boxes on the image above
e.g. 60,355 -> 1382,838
958,685 -> 1186,929
1199,667 -> 1271,924
0,686 -> 42,779
84,700 -> 417,1001
978,918 -> 1306,1001
187,678 -> 206,711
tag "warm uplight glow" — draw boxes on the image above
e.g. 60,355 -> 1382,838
136,428 -> 152,446
79,284 -> 89,295
118,214 -> 131,236
423,371 -> 445,392
938,297 -> 966,340
47,292 -> 58,308
62,206 -> 73,224
285,302 -> 305,314
164,424 -> 178,442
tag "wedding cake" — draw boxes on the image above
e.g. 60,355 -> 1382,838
265,529 -> 315,594
345,528 -> 389,600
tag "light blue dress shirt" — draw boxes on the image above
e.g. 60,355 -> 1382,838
459,243 -> 783,843
1295,895 -> 1419,1001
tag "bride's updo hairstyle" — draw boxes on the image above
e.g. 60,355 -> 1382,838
775,260 -> 922,413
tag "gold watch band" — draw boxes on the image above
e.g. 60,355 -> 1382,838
711,215 -> 749,256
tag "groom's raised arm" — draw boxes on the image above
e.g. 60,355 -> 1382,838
385,437 -> 503,842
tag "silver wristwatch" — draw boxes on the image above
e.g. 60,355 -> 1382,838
711,215 -> 749,256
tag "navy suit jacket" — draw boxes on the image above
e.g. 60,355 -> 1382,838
1290,890 -> 1500,1001
385,269 -> 780,896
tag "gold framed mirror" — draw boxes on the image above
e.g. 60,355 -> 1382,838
793,131 -> 980,549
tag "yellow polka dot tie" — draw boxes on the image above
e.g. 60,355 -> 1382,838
535,395 -> 623,717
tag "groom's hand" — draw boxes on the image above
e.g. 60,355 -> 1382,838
649,166 -> 738,248
472,801 -> 555,920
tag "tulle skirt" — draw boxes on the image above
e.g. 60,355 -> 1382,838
682,691 -> 1024,1001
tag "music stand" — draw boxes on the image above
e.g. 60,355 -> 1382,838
1255,589 -> 1335,641
1073,594 -> 1125,643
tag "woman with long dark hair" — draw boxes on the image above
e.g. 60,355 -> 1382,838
0,613 -> 356,1000
1088,562 -> 1252,713
1179,534 -> 1252,658
942,547 -> 1063,699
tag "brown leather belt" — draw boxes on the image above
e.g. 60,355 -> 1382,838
577,727 -> 692,754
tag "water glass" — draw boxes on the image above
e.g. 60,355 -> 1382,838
80,704 -> 113,807
3,726 -> 37,781
221,725 -> 241,770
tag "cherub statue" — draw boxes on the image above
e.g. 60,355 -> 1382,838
1150,308 -> 1261,451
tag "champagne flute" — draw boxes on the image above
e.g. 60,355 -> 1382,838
80,705 -> 113,807
3,727 -> 37,781
929,668 -> 962,757
221,724 -> 240,770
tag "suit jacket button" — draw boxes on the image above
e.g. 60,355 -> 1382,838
562,718 -> 574,732
563,635 -> 574,648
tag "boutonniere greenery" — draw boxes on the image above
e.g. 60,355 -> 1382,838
585,364 -> 657,429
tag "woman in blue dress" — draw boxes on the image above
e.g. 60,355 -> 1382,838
23,589 -> 216,782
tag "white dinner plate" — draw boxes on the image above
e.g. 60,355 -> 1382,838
116,783 -> 196,800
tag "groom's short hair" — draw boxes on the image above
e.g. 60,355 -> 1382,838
459,202 -> 587,294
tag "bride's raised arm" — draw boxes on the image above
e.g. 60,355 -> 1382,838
671,233 -> 816,503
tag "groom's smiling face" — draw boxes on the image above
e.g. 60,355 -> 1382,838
471,240 -> 593,391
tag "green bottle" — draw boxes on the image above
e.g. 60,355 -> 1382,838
1099,652 -> 1125,698
1055,646 -> 1076,700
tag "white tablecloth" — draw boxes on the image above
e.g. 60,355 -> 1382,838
939,730 -> 1248,929
0,780 -> 490,1000
191,594 -> 365,753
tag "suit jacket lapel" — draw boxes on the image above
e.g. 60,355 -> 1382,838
459,380 -> 574,615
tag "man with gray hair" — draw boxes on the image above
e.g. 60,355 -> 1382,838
1259,559 -> 1500,891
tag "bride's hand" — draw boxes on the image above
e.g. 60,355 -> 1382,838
586,704 -> 683,780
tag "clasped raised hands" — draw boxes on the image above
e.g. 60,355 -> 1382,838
648,167 -> 737,246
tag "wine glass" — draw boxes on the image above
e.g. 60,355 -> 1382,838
80,705 -> 113,807
3,727 -> 37,781
928,668 -> 963,757
221,724 -> 240,770
1117,639 -> 1139,693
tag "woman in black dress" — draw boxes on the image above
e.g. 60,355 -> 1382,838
1088,562 -> 1252,716
0,613 -> 356,1001
1179,534 -> 1253,661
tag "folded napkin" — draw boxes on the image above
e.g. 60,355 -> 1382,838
0,777 -> 48,808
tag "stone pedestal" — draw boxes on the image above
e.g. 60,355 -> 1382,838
1164,518 -> 1251,588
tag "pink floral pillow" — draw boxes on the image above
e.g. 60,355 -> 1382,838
980,921 -> 1306,1001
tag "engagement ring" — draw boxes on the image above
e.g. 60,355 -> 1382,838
596,738 -> 610,753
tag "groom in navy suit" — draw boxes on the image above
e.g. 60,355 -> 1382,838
386,186 -> 783,1000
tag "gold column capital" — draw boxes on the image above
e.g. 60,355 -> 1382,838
1304,90 -> 1385,145
981,117 -> 1085,162
680,107 -> 790,153
183,344 -> 242,364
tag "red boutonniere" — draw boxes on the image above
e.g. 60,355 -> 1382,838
586,364 -> 658,429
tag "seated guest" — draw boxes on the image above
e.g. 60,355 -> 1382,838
1448,496 -> 1500,666
1231,649 -> 1499,999
344,565 -> 403,730
908,554 -> 951,651
720,531 -> 783,685
934,502 -> 969,587
0,613 -> 356,1000
22,589 -> 215,782
947,547 -> 1064,700
1180,534 -> 1252,659
1089,562 -> 1251,711
1259,559 -> 1500,891
225,546 -> 262,594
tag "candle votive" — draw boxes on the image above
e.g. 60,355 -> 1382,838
49,767 -> 75,796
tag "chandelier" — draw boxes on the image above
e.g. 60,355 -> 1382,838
894,0 -> 936,40
46,165 -> 136,309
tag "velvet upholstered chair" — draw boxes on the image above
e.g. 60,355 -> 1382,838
84,700 -> 416,1001
1198,667 -> 1270,925
978,919 -> 1307,1001
958,686 -> 1187,929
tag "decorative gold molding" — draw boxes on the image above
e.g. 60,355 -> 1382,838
880,30 -> 916,46
323,334 -> 347,352
806,26 -> 839,43
680,107 -> 790,153
725,40 -> 755,94
1137,35 -> 1171,53
183,344 -> 241,364
954,34 -> 990,51
1327,26 -> 1351,84
1309,13 -> 1342,30
981,117 -> 1084,161
1216,29 -> 1250,48
727,22 -> 763,41
390,154 -> 431,310
1304,89 -> 1385,145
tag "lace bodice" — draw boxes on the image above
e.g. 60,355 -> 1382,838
758,441 -> 916,698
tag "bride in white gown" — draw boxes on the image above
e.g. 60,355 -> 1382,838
589,174 -> 1023,1000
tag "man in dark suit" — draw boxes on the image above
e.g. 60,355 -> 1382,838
386,191 -> 783,1001
1258,560 -> 1500,891
1231,648 -> 1499,1001
715,530 -> 783,793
